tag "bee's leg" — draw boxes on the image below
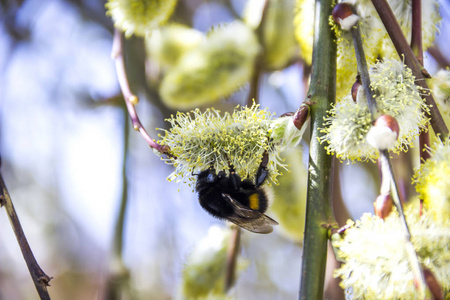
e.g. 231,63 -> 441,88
222,153 -> 241,190
255,151 -> 269,188
229,164 -> 241,190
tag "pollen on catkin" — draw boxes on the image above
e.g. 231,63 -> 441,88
320,96 -> 377,162
105,0 -> 177,37
332,212 -> 450,299
369,59 -> 429,152
413,140 -> 450,222
157,103 -> 306,185
321,59 -> 429,162
159,22 -> 261,110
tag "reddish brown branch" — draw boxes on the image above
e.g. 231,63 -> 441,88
410,0 -> 423,65
224,226 -> 241,291
247,0 -> 269,106
371,0 -> 449,139
111,29 -> 170,155
410,0 -> 431,162
0,168 -> 52,300
428,46 -> 450,69
348,5 -> 428,292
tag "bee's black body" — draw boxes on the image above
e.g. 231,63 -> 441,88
195,154 -> 278,234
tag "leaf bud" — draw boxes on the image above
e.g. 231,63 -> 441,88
332,3 -> 360,31
351,75 -> 361,103
293,103 -> 310,130
423,268 -> 444,300
373,194 -> 393,219
366,114 -> 400,150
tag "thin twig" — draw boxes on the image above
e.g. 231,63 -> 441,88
111,29 -> 171,156
224,226 -> 241,292
115,106 -> 130,266
379,151 -> 426,297
247,0 -> 269,106
410,0 -> 431,162
428,46 -> 450,69
405,7 -> 443,292
410,0 -> 423,66
350,23 -> 377,116
104,106 -> 132,300
371,0 -> 449,139
0,166 -> 52,300
350,15 -> 427,296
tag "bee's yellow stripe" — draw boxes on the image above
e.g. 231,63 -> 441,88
249,193 -> 259,210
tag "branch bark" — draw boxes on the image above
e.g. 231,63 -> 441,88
371,0 -> 449,139
224,226 -> 241,291
247,0 -> 269,106
112,29 -> 172,156
0,168 -> 52,300
299,0 -> 337,298
410,0 -> 431,162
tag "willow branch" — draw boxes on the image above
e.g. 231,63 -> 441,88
247,0 -> 269,106
115,107 -> 130,263
0,167 -> 52,300
371,0 -> 449,139
111,29 -> 171,155
104,107 -> 131,300
410,0 -> 423,65
299,0 -> 337,298
224,226 -> 241,291
351,14 -> 427,296
428,46 -> 450,69
350,23 -> 377,116
410,0 -> 431,162
379,151 -> 426,297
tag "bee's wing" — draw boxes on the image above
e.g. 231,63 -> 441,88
222,193 -> 278,234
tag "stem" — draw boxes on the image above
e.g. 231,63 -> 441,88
350,24 -> 377,116
410,0 -> 423,65
350,10 -> 428,296
247,0 -> 269,106
379,151 -> 426,297
410,0 -> 431,162
224,226 -> 241,291
247,62 -> 263,106
116,107 -> 130,261
0,169 -> 52,300
104,107 -> 131,300
419,133 -> 431,162
299,0 -> 337,299
112,29 -> 171,156
370,0 -> 449,139
428,46 -> 450,69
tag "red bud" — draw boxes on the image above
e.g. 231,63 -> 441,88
374,194 -> 393,219
351,75 -> 361,103
332,3 -> 354,25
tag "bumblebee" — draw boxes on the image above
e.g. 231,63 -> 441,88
194,153 -> 278,234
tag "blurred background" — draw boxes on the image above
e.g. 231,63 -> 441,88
0,0 -> 449,299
